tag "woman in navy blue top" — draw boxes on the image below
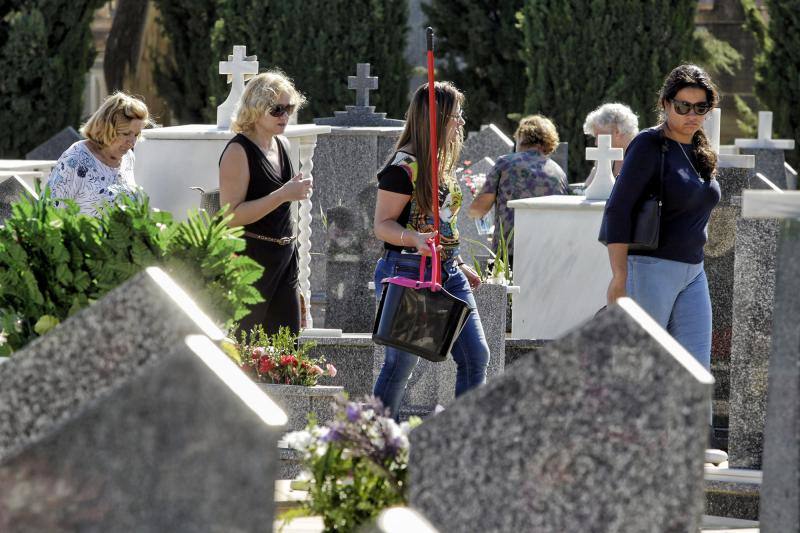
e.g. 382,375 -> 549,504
602,65 -> 721,387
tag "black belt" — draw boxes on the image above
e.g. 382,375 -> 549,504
244,232 -> 296,245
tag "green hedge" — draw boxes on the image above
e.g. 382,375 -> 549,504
0,1 -> 104,157
520,0 -> 699,181
153,0 -> 410,124
423,0 -> 527,133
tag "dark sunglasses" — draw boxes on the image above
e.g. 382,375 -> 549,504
670,99 -> 712,116
269,103 -> 296,117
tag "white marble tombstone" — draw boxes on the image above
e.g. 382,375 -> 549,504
583,134 -> 623,200
216,45 -> 258,130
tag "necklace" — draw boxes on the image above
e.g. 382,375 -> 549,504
674,140 -> 700,179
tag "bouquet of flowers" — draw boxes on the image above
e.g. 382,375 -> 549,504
281,395 -> 420,531
223,325 -> 336,386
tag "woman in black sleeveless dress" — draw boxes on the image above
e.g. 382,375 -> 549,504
218,71 -> 311,336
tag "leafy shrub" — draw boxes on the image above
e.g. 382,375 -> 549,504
0,190 -> 263,355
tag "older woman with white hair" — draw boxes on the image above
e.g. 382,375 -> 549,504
218,70 -> 311,336
583,103 -> 639,186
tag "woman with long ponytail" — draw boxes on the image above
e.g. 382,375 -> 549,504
601,64 -> 721,441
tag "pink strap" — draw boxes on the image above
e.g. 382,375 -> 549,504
417,240 -> 440,292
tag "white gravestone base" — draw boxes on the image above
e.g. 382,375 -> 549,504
509,195 -> 610,339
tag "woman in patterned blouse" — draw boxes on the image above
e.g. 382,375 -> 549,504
47,92 -> 152,217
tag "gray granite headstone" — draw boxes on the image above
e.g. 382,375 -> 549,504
373,283 -> 508,418
742,191 -> 800,533
734,111 -> 794,190
728,213 -> 780,469
459,124 -> 513,167
786,162 -> 797,190
457,156 -> 495,256
705,167 -> 755,438
318,128 -> 402,331
409,298 -> 712,532
551,141 -> 569,175
25,126 -> 82,160
0,267 -> 223,459
0,335 -> 286,532
314,63 -> 404,127
0,175 -> 37,222
303,333 -> 375,397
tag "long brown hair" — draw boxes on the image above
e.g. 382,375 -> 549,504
658,64 -> 719,181
394,81 -> 464,215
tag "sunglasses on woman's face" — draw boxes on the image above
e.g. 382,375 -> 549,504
670,99 -> 712,116
269,103 -> 296,117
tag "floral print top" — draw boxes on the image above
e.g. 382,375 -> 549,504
47,141 -> 138,217
479,150 -> 568,255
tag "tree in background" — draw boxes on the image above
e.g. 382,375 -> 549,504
152,0 -> 223,124
742,0 -> 800,168
0,0 -> 104,157
210,0 -> 410,123
521,1 -> 714,181
423,0 -> 526,133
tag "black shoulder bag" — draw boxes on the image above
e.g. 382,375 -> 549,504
598,134 -> 667,251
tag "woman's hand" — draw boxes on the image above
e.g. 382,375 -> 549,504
279,172 -> 313,201
606,275 -> 627,306
409,231 -> 442,257
460,263 -> 482,289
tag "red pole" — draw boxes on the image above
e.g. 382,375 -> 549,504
426,27 -> 441,288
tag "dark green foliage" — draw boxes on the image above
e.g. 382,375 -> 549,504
152,0 -> 223,123
0,191 -> 263,355
743,0 -> 800,168
423,0 -> 527,133
520,0 -> 699,181
0,0 -> 104,157
208,0 -> 410,123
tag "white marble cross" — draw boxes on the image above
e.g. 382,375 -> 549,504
584,134 -> 623,200
734,111 -> 796,150
703,108 -> 755,169
742,190 -> 800,220
216,45 -> 259,130
348,63 -> 378,107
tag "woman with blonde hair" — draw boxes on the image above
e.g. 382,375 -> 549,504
219,70 -> 311,336
47,91 -> 152,217
469,114 -> 568,266
372,81 -> 489,418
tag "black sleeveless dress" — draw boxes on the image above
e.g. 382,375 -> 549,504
220,133 -> 300,336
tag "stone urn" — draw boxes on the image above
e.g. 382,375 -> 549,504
259,384 -> 343,432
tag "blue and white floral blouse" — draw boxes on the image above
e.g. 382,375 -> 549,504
47,141 -> 138,217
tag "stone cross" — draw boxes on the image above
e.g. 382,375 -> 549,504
703,108 -> 755,169
348,63 -> 379,108
734,111 -> 795,151
584,134 -> 623,200
217,45 -> 259,130
741,190 -> 800,532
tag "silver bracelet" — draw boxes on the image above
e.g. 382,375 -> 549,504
400,230 -> 407,246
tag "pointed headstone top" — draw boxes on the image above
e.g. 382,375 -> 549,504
216,45 -> 259,130
734,111 -> 795,150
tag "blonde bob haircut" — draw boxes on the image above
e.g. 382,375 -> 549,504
80,92 -> 152,146
232,70 -> 307,134
515,114 -> 560,155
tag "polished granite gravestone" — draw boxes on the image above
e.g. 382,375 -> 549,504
0,175 -> 37,222
742,191 -> 800,533
408,298 -> 712,532
459,124 -> 513,167
0,335 -> 286,532
24,126 -> 82,160
0,267 -> 224,460
705,167 -> 754,438
728,214 -> 780,469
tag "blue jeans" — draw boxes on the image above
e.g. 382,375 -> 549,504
626,255 -> 712,423
373,251 -> 490,417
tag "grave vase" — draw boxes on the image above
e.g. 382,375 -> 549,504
259,383 -> 343,432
